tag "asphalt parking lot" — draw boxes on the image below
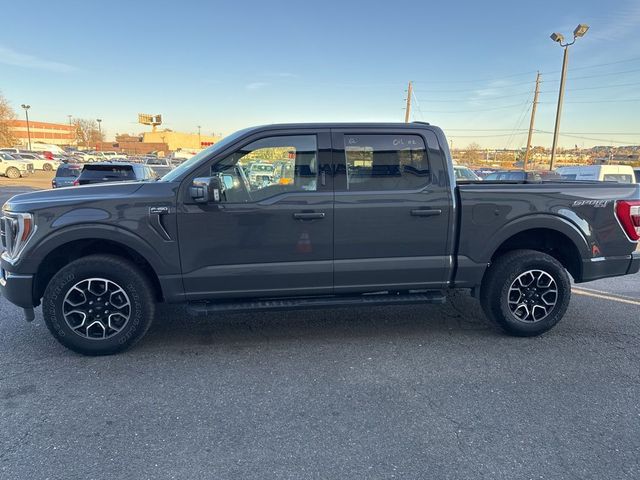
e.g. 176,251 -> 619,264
1,186 -> 639,479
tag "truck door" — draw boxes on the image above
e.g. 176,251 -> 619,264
177,129 -> 334,300
331,128 -> 453,292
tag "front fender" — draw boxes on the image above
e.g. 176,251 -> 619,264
14,223 -> 172,276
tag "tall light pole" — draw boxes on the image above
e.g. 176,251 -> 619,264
96,119 -> 102,150
20,104 -> 32,150
197,125 -> 201,147
549,23 -> 589,170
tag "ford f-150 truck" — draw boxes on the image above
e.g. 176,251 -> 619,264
1,123 -> 639,355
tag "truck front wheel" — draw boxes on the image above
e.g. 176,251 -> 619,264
480,249 -> 571,336
6,167 -> 20,179
42,254 -> 155,355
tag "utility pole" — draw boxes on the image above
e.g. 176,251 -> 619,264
404,81 -> 413,123
523,72 -> 541,170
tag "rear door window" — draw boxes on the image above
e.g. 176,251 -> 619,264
342,134 -> 429,191
603,174 -> 633,183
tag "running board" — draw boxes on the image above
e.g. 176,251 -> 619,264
187,291 -> 447,315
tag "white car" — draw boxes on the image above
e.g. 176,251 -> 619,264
0,152 -> 34,178
556,165 -> 635,183
12,153 -> 61,172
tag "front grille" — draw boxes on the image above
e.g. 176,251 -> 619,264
0,216 -> 15,254
0,217 -> 6,250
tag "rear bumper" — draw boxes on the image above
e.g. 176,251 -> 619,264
0,265 -> 35,308
580,251 -> 640,283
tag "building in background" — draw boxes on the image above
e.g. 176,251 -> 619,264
8,120 -> 74,147
142,130 -> 220,152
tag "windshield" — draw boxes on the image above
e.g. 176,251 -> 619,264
161,127 -> 253,182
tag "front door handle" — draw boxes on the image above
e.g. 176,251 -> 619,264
293,212 -> 325,220
410,208 -> 442,217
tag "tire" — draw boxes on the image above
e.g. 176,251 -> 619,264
480,249 -> 571,337
42,254 -> 156,355
43,163 -> 53,171
6,167 -> 20,179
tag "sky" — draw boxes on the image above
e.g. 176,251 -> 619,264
1,0 -> 640,148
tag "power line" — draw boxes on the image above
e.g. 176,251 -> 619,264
411,56 -> 640,86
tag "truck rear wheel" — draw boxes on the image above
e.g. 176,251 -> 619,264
43,163 -> 53,171
42,254 -> 155,355
480,249 -> 571,336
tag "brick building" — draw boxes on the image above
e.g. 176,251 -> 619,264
8,120 -> 74,146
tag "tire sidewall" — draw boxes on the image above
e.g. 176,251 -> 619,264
43,258 -> 152,354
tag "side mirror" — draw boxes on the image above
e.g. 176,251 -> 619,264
190,176 -> 224,203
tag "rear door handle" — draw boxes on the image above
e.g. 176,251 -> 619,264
410,208 -> 442,217
293,212 -> 325,220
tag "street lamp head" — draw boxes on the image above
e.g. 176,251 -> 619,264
550,32 -> 565,44
573,23 -> 589,38
21,104 -> 30,110
96,118 -> 102,122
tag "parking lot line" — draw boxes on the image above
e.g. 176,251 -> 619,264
572,287 -> 640,306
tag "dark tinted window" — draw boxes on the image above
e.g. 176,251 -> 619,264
634,170 -> 640,183
79,165 -> 135,180
56,165 -> 81,177
484,171 -> 526,181
343,134 -> 429,191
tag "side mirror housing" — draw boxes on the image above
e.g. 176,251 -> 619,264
190,176 -> 224,203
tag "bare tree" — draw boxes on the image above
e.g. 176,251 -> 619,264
461,142 -> 483,164
0,92 -> 16,147
73,118 -> 104,147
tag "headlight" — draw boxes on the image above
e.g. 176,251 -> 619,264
1,211 -> 35,263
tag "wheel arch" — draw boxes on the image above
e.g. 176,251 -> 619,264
483,215 -> 590,282
31,225 -> 168,305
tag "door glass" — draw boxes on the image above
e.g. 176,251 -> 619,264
213,135 -> 317,202
343,134 -> 429,191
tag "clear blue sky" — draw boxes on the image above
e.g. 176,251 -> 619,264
1,0 -> 640,148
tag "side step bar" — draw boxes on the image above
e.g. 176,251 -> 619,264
187,291 -> 447,315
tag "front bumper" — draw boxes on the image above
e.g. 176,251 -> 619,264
0,266 -> 35,308
580,251 -> 640,283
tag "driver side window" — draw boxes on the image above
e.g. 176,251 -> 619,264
213,135 -> 317,203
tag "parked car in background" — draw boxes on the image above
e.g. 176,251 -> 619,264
99,151 -> 127,160
453,165 -> 482,181
144,157 -> 174,177
26,143 -> 65,155
483,170 -> 546,181
74,162 -> 158,185
0,148 -> 21,154
11,152 -> 61,171
0,152 -> 34,178
248,162 -> 276,187
52,163 -> 83,188
556,165 -> 635,183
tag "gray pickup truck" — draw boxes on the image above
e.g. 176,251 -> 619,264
1,122 -> 639,355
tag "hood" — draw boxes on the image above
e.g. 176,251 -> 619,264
3,182 -> 145,214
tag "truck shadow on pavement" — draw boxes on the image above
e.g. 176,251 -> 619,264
141,290 -> 493,352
